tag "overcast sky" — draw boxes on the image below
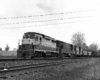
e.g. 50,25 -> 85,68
0,0 -> 100,50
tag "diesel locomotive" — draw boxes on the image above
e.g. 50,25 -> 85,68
17,32 -> 93,59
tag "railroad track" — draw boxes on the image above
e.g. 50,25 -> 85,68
0,60 -> 68,74
0,57 -> 91,68
0,57 -> 91,72
0,58 -> 65,69
0,57 -> 64,62
0,57 -> 93,73
0,57 -> 95,80
0,56 -> 91,61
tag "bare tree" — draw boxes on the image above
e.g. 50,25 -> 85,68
89,42 -> 99,52
5,44 -> 10,51
71,32 -> 86,47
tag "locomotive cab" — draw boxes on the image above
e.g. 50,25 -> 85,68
22,32 -> 43,45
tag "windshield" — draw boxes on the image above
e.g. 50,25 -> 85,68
23,33 -> 35,39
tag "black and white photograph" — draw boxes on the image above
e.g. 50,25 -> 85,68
0,0 -> 100,80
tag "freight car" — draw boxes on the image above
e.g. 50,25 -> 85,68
74,47 -> 97,57
73,45 -> 93,57
17,32 -> 75,59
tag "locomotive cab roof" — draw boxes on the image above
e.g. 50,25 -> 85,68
24,32 -> 56,41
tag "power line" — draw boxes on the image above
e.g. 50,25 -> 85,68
1,20 -> 90,30
0,9 -> 97,20
0,15 -> 94,25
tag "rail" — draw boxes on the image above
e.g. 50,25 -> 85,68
0,60 -> 67,74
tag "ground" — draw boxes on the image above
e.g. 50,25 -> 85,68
37,58 -> 100,80
1,58 -> 100,80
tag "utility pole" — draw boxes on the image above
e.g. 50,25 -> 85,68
18,39 -> 20,49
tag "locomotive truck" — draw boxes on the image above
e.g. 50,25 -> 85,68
17,32 -> 93,59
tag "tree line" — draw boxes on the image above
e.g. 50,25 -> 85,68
0,44 -> 10,51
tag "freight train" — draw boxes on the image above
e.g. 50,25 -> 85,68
17,32 -> 94,59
